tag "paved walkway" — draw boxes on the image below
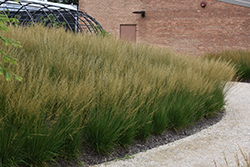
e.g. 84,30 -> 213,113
92,82 -> 250,167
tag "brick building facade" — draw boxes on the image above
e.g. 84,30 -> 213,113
80,0 -> 250,55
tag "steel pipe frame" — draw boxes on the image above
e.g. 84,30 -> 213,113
0,0 -> 103,33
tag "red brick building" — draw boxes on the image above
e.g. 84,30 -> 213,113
80,0 -> 250,55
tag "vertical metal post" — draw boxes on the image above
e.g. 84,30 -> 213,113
76,0 -> 79,33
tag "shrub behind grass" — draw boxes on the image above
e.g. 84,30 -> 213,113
0,25 -> 237,165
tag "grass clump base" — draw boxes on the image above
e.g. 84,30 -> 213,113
0,25 -> 237,166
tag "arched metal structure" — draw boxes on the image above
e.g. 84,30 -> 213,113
0,0 -> 103,33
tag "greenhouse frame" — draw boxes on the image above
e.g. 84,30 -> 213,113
0,0 -> 103,33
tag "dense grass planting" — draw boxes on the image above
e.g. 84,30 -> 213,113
204,50 -> 250,80
0,25 -> 237,166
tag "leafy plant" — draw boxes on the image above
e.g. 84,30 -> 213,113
88,23 -> 110,37
42,14 -> 66,28
0,13 -> 22,81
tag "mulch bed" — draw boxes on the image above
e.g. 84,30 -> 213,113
58,111 -> 225,167
240,78 -> 250,83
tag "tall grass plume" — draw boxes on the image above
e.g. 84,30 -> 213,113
0,24 -> 237,165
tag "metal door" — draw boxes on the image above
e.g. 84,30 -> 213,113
120,25 -> 136,42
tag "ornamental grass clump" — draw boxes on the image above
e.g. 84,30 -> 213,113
204,50 -> 250,80
0,24 -> 237,165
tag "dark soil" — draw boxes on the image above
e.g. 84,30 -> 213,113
58,110 -> 225,167
240,78 -> 250,83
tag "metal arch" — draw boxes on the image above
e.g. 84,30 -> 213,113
52,8 -> 74,31
27,6 -> 72,31
77,11 -> 102,34
16,1 -> 35,25
0,0 -> 6,6
77,14 -> 92,33
81,11 -> 103,33
77,15 -> 93,33
83,11 -> 103,31
17,4 -> 58,26
55,7 -> 77,32
31,4 -> 62,24
59,8 -> 89,33
60,8 -> 84,32
31,5 -> 69,30
0,0 -> 103,33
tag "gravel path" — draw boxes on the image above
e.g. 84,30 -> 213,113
91,82 -> 250,167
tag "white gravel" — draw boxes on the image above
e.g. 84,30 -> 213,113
91,82 -> 250,167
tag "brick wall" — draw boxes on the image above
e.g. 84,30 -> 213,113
80,0 -> 250,55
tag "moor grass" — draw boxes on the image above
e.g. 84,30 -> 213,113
0,25 -> 237,166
